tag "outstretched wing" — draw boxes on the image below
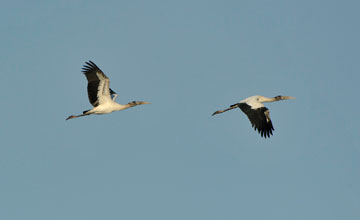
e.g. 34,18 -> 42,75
238,103 -> 274,138
82,61 -> 112,107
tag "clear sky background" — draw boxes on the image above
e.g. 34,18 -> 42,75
1,0 -> 359,219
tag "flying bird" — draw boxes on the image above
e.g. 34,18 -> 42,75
212,95 -> 295,138
66,61 -> 150,120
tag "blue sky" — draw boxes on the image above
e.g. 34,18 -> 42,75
1,0 -> 359,219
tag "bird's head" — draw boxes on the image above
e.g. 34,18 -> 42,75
275,95 -> 296,100
127,101 -> 151,107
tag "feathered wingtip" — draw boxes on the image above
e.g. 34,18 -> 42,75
82,60 -> 101,73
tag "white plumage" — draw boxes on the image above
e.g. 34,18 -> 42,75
212,95 -> 295,138
66,61 -> 150,120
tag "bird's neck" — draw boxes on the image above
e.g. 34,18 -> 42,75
113,101 -> 144,112
113,102 -> 132,111
258,96 -> 276,103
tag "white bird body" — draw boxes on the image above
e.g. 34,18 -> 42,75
86,102 -> 123,115
66,61 -> 149,120
213,95 -> 295,138
240,95 -> 265,109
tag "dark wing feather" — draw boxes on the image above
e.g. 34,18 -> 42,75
238,103 -> 274,138
109,88 -> 118,100
81,61 -> 110,107
110,88 -> 116,96
86,81 -> 100,106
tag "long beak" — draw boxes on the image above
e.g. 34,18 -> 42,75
282,96 -> 296,100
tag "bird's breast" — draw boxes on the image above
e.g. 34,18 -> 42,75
92,102 -> 121,114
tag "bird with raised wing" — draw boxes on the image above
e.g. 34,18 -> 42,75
66,61 -> 150,120
212,95 -> 295,138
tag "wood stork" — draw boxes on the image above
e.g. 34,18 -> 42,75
66,61 -> 150,120
212,95 -> 295,138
